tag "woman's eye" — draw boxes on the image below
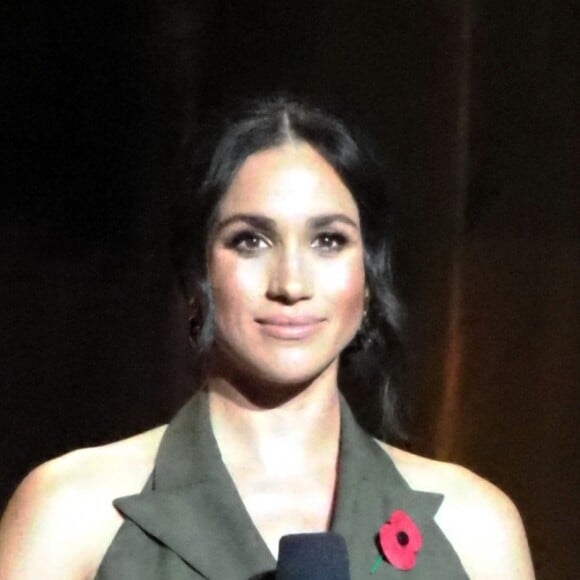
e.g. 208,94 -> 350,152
228,231 -> 268,253
313,232 -> 348,251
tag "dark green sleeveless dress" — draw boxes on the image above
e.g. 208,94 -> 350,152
94,391 -> 469,579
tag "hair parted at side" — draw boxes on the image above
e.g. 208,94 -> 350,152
172,94 -> 409,443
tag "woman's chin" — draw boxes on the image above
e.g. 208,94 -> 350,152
212,357 -> 335,407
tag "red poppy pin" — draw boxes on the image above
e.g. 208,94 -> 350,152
371,510 -> 423,573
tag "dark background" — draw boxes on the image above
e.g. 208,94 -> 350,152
1,2 -> 578,578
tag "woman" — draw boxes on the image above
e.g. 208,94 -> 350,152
0,96 -> 534,579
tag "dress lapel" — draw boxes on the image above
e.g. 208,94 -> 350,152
114,390 -> 276,579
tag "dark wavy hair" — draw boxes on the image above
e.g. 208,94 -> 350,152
173,95 -> 408,442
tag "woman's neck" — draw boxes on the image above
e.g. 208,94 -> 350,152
206,366 -> 341,474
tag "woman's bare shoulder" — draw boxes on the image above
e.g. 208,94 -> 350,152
375,441 -> 535,579
0,425 -> 167,580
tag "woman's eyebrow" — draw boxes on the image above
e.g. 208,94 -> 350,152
214,213 -> 359,233
214,213 -> 276,234
309,213 -> 359,229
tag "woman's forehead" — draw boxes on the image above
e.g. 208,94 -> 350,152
215,144 -> 360,225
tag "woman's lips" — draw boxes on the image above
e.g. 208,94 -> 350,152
256,316 -> 325,340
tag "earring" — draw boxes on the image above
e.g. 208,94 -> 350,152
188,297 -> 202,338
188,297 -> 196,318
363,288 -> 370,318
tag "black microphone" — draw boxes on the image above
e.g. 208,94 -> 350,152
276,532 -> 351,579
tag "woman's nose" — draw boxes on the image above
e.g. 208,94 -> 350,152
266,249 -> 313,304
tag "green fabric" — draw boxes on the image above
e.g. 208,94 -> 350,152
95,391 -> 469,579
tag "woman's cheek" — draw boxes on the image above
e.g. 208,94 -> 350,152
212,256 -> 266,321
320,257 -> 365,319
231,260 -> 268,309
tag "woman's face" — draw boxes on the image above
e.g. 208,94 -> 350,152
207,143 -> 366,391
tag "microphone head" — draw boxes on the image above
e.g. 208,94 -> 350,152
276,532 -> 350,580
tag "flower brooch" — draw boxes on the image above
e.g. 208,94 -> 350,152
371,510 -> 423,573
